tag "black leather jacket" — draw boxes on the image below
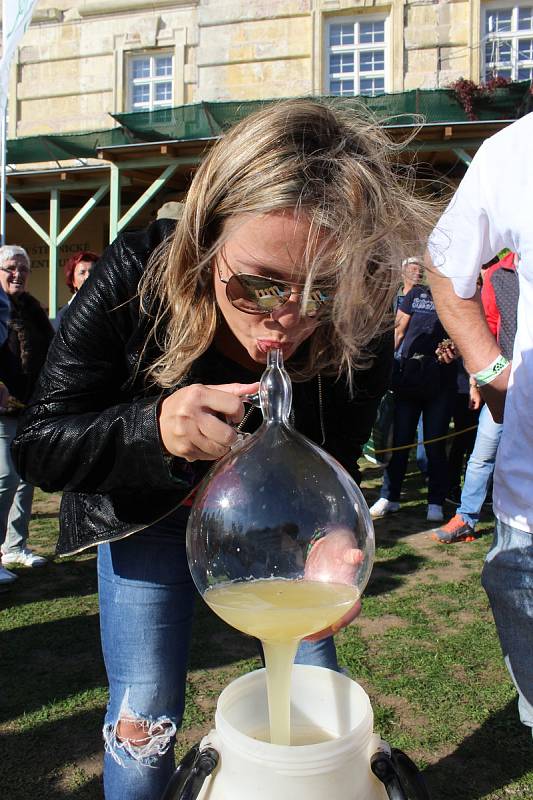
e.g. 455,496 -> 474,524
12,220 -> 392,556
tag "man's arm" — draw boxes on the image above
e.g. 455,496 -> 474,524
394,310 -> 410,351
426,257 -> 510,422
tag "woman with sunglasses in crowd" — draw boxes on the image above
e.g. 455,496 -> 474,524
12,100 -> 435,800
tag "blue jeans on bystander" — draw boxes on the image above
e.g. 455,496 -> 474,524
482,518 -> 533,730
381,389 -> 455,506
0,415 -> 34,556
457,404 -> 502,530
98,507 -> 340,800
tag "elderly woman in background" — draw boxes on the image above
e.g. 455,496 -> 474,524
53,250 -> 99,330
0,245 -> 54,587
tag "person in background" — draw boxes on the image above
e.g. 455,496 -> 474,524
427,110 -> 533,733
369,284 -> 456,522
0,245 -> 54,582
53,250 -> 99,330
397,257 -> 428,475
432,251 -> 518,543
445,356 -> 481,505
364,257 -> 426,469
0,282 -> 9,348
0,281 -> 12,588
394,257 -> 424,313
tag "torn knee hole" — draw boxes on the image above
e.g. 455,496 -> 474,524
116,717 -> 174,747
104,713 -> 177,767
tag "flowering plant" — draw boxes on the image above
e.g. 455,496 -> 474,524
450,76 -> 512,120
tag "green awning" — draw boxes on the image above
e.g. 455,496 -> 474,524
7,84 -> 531,165
6,126 -> 129,165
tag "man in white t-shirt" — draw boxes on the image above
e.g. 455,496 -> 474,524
427,111 -> 533,732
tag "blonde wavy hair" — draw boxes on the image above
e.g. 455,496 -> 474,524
140,99 -> 438,388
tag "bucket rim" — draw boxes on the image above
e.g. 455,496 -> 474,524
213,665 -> 374,769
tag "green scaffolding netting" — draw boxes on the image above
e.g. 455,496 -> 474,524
7,84 -> 532,165
6,127 -> 129,165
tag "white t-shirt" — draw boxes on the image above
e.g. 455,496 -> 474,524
428,112 -> 533,533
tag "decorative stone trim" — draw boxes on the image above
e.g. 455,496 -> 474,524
78,0 -> 197,18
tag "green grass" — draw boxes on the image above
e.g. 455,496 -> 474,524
1,466 -> 532,799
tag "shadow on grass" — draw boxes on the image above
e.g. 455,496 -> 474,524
424,700 -> 532,799
31,511 -> 62,520
0,557 -> 98,610
1,613 -> 106,723
1,707 -> 104,800
367,552 -> 429,595
189,597 -> 260,670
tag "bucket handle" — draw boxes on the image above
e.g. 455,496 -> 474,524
370,744 -> 430,800
160,742 -> 219,800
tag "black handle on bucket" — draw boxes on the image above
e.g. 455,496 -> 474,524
371,747 -> 430,800
160,743 -> 219,800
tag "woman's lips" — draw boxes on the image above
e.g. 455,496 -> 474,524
256,339 -> 292,354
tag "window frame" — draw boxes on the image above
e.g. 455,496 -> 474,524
482,1 -> 533,82
126,50 -> 175,112
324,14 -> 389,98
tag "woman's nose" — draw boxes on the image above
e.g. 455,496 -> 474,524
269,293 -> 303,327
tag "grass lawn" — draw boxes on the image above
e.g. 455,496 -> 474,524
1,462 -> 532,799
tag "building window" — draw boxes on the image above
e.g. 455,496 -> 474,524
483,4 -> 533,81
326,17 -> 387,97
127,52 -> 174,111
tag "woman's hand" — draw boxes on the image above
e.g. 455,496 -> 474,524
303,526 -> 364,641
158,381 -> 260,462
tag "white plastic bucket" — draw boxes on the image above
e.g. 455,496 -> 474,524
196,665 -> 388,800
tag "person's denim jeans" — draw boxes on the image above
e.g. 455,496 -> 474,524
482,519 -> 533,730
447,393 -> 479,493
458,404 -> 502,530
381,389 -> 455,506
416,415 -> 428,475
0,415 -> 34,555
98,508 -> 340,800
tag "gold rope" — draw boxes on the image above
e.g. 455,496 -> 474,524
372,423 -> 479,455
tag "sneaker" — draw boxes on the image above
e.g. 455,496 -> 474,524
0,565 -> 17,589
369,498 -> 400,519
431,514 -> 479,544
2,548 -> 48,568
427,504 -> 444,523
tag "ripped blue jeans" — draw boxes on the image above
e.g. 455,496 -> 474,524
98,508 -> 339,800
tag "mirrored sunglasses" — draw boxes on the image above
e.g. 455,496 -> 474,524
223,272 -> 331,317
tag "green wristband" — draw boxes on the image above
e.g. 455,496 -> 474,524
473,355 -> 510,387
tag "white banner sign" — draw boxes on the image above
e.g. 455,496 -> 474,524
1,0 -> 39,113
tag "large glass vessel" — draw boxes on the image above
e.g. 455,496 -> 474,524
186,348 -> 375,612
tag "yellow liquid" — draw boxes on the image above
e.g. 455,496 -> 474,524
204,578 -> 359,746
251,726 -> 337,745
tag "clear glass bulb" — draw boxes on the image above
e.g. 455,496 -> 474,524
186,348 -> 375,604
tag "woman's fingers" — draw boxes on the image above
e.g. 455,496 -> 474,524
159,382 -> 260,460
343,549 -> 364,566
204,382 -> 260,424
197,410 -> 240,449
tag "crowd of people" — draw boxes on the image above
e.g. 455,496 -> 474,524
0,100 -> 531,798
0,247 -> 97,587
368,250 -> 517,539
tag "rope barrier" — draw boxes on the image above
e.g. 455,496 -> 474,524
372,423 -> 479,455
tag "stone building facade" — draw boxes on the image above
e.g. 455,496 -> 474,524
6,0 -> 525,139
